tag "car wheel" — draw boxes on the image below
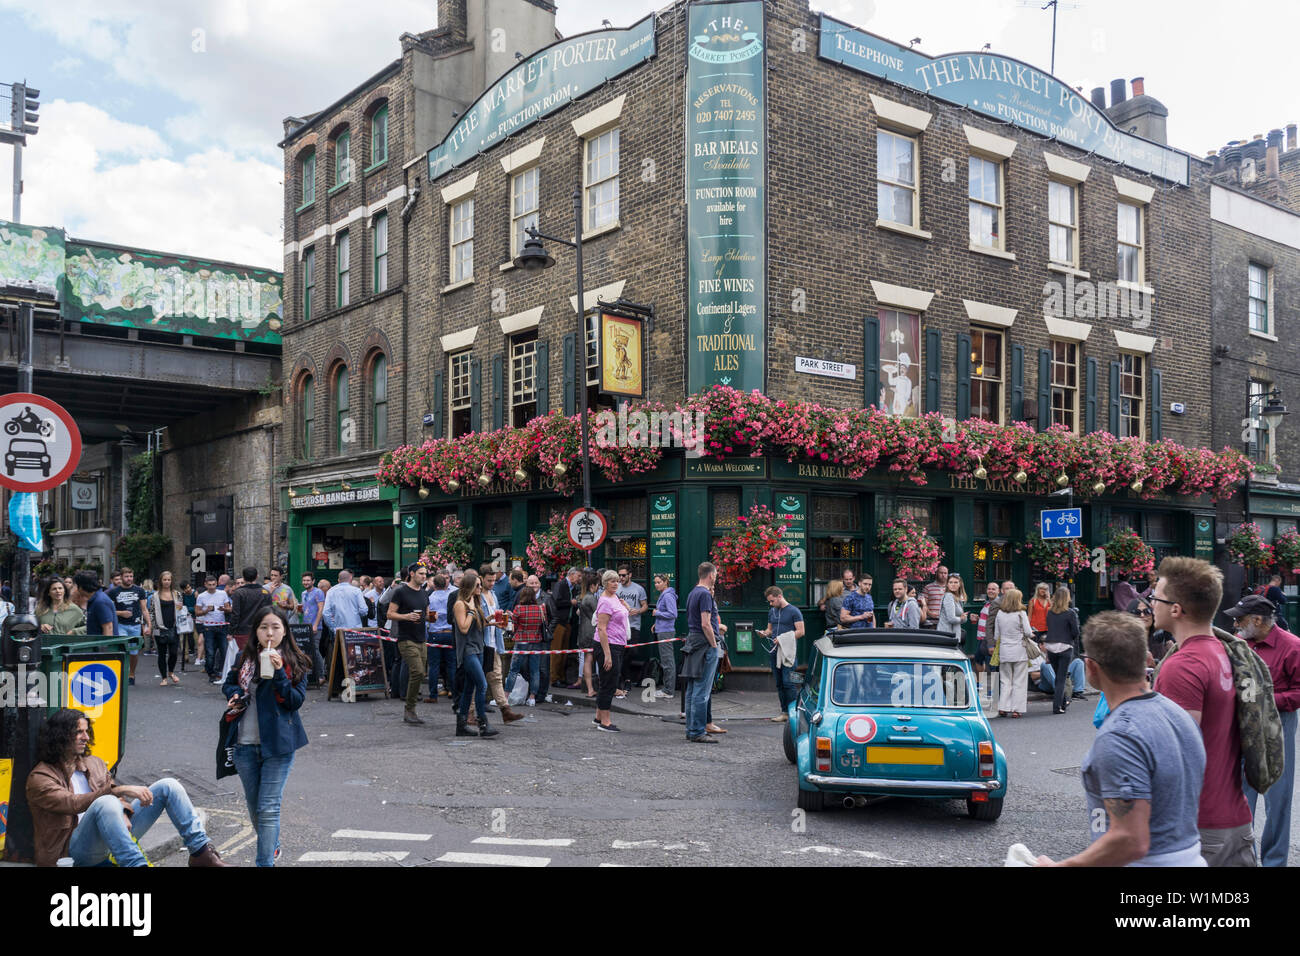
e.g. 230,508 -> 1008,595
796,785 -> 825,812
782,720 -> 796,764
966,796 -> 1004,821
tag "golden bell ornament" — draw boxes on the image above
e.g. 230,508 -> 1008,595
1131,479 -> 1144,492
1013,469 -> 1028,483
418,485 -> 429,499
1056,473 -> 1069,488
1091,480 -> 1106,495
553,462 -> 568,477
973,464 -> 988,480
478,472 -> 492,487
513,468 -> 528,483
446,478 -> 460,493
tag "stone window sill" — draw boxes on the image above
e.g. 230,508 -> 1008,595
581,220 -> 621,242
1248,328 -> 1279,343
876,219 -> 932,240
969,243 -> 1016,262
1047,262 -> 1090,279
441,277 -> 475,294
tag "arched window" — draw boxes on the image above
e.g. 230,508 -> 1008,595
333,366 -> 350,455
300,149 -> 316,206
371,354 -> 388,449
334,129 -> 351,186
299,373 -> 314,460
370,102 -> 388,167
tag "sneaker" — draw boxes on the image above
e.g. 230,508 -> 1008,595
543,694 -> 554,704
526,698 -> 536,707
128,677 -> 135,686
210,677 -> 223,685
564,700 -> 573,707
688,734 -> 718,743
655,690 -> 671,699
595,723 -> 621,733
592,717 -> 600,725
487,699 -> 497,708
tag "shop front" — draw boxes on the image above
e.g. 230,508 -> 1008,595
1241,480 -> 1300,631
285,480 -> 399,585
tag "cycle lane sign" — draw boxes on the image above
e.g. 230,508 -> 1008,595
1040,508 -> 1083,540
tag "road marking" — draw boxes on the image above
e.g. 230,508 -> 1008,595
435,851 -> 550,867
782,845 -> 911,864
598,863 -> 628,867
612,839 -> 657,849
472,837 -> 573,847
331,828 -> 432,841
299,850 -> 410,862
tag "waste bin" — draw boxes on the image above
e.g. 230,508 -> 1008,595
1,631 -> 134,862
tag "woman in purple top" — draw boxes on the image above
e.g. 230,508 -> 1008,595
594,570 -> 629,733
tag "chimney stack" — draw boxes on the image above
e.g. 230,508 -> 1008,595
1130,76 -> 1145,97
1110,78 -> 1127,105
1288,123 -> 1297,151
1267,129 -> 1283,178
1104,76 -> 1167,145
1090,86 -> 1107,109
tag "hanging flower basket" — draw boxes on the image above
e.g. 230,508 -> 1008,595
709,504 -> 791,590
1101,525 -> 1156,579
525,511 -> 584,577
875,516 -> 944,580
422,515 -> 472,571
1018,527 -> 1091,581
1226,522 -> 1274,569
1273,528 -> 1300,574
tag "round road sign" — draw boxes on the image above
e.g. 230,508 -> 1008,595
844,715 -> 877,744
566,507 -> 608,552
0,392 -> 82,493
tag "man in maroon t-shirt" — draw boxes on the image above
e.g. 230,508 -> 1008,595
1150,557 -> 1256,867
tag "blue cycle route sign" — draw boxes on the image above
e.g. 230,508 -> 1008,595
1040,508 -> 1083,540
71,663 -> 118,708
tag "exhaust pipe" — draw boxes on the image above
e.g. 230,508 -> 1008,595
842,796 -> 856,809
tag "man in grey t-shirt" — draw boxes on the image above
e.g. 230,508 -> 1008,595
1037,612 -> 1206,867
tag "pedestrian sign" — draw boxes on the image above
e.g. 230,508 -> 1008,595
64,656 -> 125,770
1040,508 -> 1083,540
566,507 -> 608,552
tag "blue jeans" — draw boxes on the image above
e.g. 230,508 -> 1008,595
505,643 -> 544,699
770,644 -> 794,711
119,622 -> 142,655
458,651 -> 488,722
233,744 -> 296,867
203,625 -> 228,678
686,644 -> 720,739
68,777 -> 209,866
1036,656 -> 1086,694
428,635 -> 455,693
1244,708 -> 1297,867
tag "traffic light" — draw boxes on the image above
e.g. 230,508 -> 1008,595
12,82 -> 38,136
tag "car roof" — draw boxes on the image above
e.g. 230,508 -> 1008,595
814,636 -> 969,662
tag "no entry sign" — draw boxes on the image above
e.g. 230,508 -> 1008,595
0,392 -> 82,492
566,507 -> 608,552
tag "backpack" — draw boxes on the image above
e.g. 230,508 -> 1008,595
1156,626 -> 1285,794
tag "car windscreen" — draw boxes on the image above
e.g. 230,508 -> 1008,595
10,441 -> 45,452
831,661 -> 971,709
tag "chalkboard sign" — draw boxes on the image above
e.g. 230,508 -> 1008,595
327,628 -> 388,700
288,624 -> 316,682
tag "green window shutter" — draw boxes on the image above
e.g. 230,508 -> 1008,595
956,333 -> 971,420
470,358 -> 482,433
562,333 -> 576,415
1037,348 -> 1051,431
1010,344 -> 1024,422
863,314 -> 880,408
432,369 -> 444,438
1151,367 -> 1163,440
491,353 -> 503,430
925,327 -> 941,413
1085,357 -> 1098,434
536,341 -> 550,416
1109,361 -> 1121,436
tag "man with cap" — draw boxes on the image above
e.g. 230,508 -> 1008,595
1225,594 -> 1300,866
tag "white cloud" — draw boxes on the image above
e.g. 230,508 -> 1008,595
1,100 -> 281,268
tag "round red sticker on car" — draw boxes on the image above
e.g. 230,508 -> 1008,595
844,716 -> 877,743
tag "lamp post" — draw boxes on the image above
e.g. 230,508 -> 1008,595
513,185 -> 593,512
1248,387 -> 1289,468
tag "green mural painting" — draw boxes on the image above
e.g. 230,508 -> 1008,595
0,221 -> 66,289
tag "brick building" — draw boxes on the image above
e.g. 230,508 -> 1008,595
278,0 -> 1223,673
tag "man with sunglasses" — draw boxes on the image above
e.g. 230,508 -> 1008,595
1127,598 -> 1175,664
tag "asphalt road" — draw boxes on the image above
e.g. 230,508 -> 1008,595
110,664 -> 1295,867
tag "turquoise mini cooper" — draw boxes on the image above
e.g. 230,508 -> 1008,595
785,628 -> 1009,820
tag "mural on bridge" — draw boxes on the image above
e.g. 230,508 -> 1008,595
0,219 -> 283,344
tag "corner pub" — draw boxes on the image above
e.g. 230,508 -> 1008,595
281,0 -> 1233,682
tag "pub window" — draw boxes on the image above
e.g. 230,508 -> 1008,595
1112,510 -> 1179,568
895,497 -> 941,538
584,128 -> 619,231
1249,263 -> 1271,335
877,129 -> 918,228
1117,201 -> 1144,285
450,198 -> 474,284
607,492 -> 649,585
968,155 -> 1003,250
1119,353 -> 1145,439
878,308 -> 921,417
972,502 -> 1013,593
449,351 -> 472,438
970,327 -> 1004,423
482,505 -> 512,538
511,166 -> 540,258
711,490 -> 763,608
1050,339 -> 1080,433
1048,180 -> 1077,267
811,494 -> 862,605
1254,517 -> 1299,546
481,504 -> 512,573
510,331 -> 538,427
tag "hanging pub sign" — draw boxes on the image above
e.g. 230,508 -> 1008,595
599,312 -> 645,398
817,15 -> 1190,186
686,0 -> 767,394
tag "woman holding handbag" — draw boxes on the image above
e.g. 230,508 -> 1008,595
149,571 -> 185,686
994,588 -> 1036,717
1044,586 -> 1080,715
221,605 -> 309,866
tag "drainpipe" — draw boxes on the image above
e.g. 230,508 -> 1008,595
400,177 -> 421,449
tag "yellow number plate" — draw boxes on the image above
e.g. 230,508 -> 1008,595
865,746 -> 944,765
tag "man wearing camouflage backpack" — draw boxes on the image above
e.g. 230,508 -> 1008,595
1150,557 -> 1281,867
1225,594 -> 1300,866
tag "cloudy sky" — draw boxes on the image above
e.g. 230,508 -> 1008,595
0,0 -> 1294,269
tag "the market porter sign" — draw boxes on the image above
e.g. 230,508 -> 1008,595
686,0 -> 767,394
426,18 -> 656,181
818,16 -> 1190,186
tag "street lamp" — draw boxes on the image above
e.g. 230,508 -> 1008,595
513,184 -> 594,512
1261,388 -> 1289,434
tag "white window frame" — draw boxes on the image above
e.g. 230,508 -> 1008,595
301,151 -> 315,206
509,331 -> 538,425
373,212 -> 388,293
336,230 -> 350,308
450,198 -> 474,284
511,166 -> 539,259
448,351 -> 472,439
1048,180 -> 1078,268
1118,352 -> 1145,440
1249,262 -> 1271,336
1117,201 -> 1144,286
1049,339 -> 1081,434
585,312 -> 600,386
877,128 -> 919,229
302,246 -> 315,322
968,155 -> 1004,251
970,326 -> 1005,425
583,128 -> 619,233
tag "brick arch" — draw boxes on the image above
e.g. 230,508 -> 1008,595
362,90 -> 391,117
290,358 -> 318,462
293,140 -> 317,162
327,121 -> 350,142
322,343 -> 352,378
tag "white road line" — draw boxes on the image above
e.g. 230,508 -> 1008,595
331,828 -> 432,841
299,850 -> 410,862
472,837 -> 573,847
435,851 -> 550,867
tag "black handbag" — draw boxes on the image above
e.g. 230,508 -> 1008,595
215,711 -> 238,779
